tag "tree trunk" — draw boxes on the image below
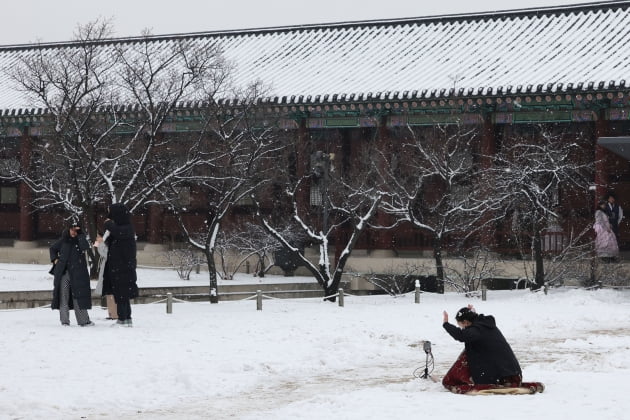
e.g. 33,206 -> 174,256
532,228 -> 544,290
321,265 -> 337,302
205,248 -> 219,303
324,266 -> 351,302
256,255 -> 265,277
324,284 -> 338,302
433,236 -> 445,294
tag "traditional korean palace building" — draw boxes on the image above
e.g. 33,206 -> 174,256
0,1 -> 629,257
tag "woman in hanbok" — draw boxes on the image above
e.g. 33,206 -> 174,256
594,199 -> 619,261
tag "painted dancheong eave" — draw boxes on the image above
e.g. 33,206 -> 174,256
0,1 -> 630,114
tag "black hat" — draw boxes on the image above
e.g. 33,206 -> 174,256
455,307 -> 478,323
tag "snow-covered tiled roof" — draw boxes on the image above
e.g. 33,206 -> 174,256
1,1 -> 630,112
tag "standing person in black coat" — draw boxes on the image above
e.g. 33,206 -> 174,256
605,192 -> 624,242
103,203 -> 138,326
441,305 -> 543,394
49,223 -> 94,326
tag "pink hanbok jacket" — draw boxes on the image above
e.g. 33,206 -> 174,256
594,209 -> 619,258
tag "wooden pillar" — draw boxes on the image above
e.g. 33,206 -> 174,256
295,118 -> 309,216
18,128 -> 34,242
145,131 -> 168,250
594,111 -> 610,204
480,114 -> 496,168
372,117 -> 395,256
479,114 -> 496,249
147,204 -> 163,244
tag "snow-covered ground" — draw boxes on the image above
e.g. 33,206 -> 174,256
0,263 -> 317,291
1,263 -> 629,419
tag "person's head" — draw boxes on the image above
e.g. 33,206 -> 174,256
107,203 -> 131,225
607,193 -> 616,204
598,199 -> 607,211
68,223 -> 82,238
455,307 -> 477,328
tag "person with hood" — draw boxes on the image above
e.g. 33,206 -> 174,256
441,305 -> 543,394
103,203 -> 138,326
49,223 -> 94,326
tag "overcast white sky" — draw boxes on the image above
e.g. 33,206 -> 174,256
3,0 -> 598,45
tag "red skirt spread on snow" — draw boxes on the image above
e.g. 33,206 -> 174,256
442,351 -> 544,395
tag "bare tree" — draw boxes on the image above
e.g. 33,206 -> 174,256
2,20 -> 121,240
2,22 -> 225,232
257,139 -> 385,300
224,222 -> 304,277
488,124 -> 593,290
164,246 -> 203,280
378,123 -> 491,290
212,221 -> 307,280
111,31 -> 225,210
361,263 -> 426,296
2,21 -> 233,280
159,80 -> 285,302
443,246 -> 500,295
213,229 -> 264,281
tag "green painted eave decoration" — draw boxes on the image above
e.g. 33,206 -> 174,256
493,110 -> 591,124
607,108 -> 630,121
160,121 -> 205,133
278,119 -> 299,130
401,113 -> 483,126
306,117 -> 375,128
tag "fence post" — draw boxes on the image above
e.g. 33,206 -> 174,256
481,284 -> 487,301
338,288 -> 344,307
256,290 -> 262,311
166,292 -> 173,314
415,280 -> 421,304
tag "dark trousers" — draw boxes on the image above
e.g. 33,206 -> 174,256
59,272 -> 91,326
115,296 -> 132,321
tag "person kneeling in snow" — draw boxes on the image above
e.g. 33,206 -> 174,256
441,305 -> 544,395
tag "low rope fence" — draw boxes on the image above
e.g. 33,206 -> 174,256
151,288 -> 362,313
136,264 -> 177,270
0,303 -> 51,312
3,277 -> 629,313
0,267 -> 52,272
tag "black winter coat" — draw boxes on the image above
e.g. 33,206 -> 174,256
443,314 -> 521,384
103,204 -> 138,300
49,230 -> 92,310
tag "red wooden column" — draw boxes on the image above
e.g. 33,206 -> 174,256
371,117 -> 395,257
478,114 -> 496,249
594,111 -> 610,204
147,204 -> 164,248
295,118 -> 309,215
480,115 -> 496,167
17,128 -> 34,244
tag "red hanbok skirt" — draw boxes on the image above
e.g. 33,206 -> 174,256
442,351 -> 544,395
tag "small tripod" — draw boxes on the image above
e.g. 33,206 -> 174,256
420,340 -> 436,381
